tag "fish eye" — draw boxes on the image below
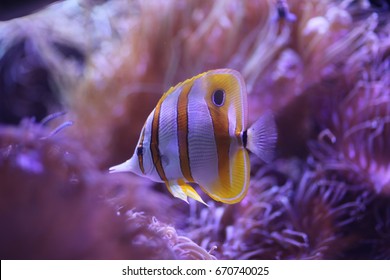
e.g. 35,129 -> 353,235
137,146 -> 143,156
212,89 -> 225,107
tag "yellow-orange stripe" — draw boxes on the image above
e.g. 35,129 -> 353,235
207,102 -> 231,189
150,104 -> 168,182
235,97 -> 244,146
177,82 -> 194,182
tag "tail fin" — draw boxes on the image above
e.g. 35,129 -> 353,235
246,111 -> 277,163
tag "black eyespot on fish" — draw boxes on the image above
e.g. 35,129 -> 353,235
137,146 -> 143,156
212,89 -> 225,106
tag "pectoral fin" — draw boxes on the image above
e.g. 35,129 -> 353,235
165,180 -> 208,206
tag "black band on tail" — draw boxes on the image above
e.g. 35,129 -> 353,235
242,130 -> 248,148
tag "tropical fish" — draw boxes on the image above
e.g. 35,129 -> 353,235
109,69 -> 277,205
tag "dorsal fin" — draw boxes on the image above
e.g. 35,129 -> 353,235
162,71 -> 208,98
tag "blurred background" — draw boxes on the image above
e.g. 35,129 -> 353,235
1,0 -> 390,259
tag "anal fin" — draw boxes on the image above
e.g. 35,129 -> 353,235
166,180 -> 208,206
199,148 -> 250,204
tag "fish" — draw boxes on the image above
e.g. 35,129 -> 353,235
109,69 -> 277,205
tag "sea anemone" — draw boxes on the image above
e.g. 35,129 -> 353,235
0,122 -> 174,259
